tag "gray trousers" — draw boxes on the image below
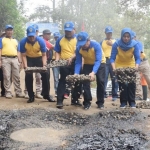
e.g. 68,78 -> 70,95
1,57 -> 22,95
135,72 -> 143,99
137,60 -> 150,99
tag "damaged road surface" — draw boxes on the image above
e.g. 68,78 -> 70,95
0,108 -> 150,150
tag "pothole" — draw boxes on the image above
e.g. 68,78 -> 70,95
0,108 -> 150,149
10,128 -> 70,144
65,110 -> 149,150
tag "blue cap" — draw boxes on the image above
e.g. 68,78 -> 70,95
5,25 -> 13,30
105,26 -> 113,33
74,34 -> 78,37
32,24 -> 39,31
77,32 -> 89,47
64,21 -> 75,31
53,32 -> 61,38
26,26 -> 36,37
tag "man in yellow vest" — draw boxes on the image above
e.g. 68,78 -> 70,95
20,26 -> 55,103
75,32 -> 106,109
24,24 -> 43,99
100,26 -> 118,100
0,25 -> 23,98
54,21 -> 81,109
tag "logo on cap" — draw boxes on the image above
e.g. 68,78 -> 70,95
29,28 -> 32,32
78,36 -> 82,41
107,27 -> 111,30
66,24 -> 70,27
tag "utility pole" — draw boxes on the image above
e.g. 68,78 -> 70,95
53,0 -> 55,11
52,0 -> 55,22
62,0 -> 64,30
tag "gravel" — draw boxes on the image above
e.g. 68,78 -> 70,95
66,109 -> 149,150
48,60 -> 68,68
116,67 -> 137,84
136,101 -> 150,109
0,108 -> 149,150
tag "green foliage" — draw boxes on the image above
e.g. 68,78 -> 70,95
51,0 -> 150,44
0,0 -> 25,40
29,6 -> 52,23
28,0 -> 150,53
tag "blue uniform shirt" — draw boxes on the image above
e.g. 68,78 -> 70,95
110,42 -> 141,65
20,36 -> 46,57
137,41 -> 144,53
75,41 -> 103,74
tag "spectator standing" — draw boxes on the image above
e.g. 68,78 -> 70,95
100,26 -> 118,100
52,32 -> 61,97
0,25 -> 23,98
42,29 -> 54,100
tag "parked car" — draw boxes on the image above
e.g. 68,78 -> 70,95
106,80 -> 119,97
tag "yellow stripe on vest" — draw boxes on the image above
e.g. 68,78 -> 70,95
60,37 -> 77,59
102,39 -> 115,58
79,48 -> 106,65
25,42 -> 42,57
1,38 -> 18,56
115,47 -> 135,68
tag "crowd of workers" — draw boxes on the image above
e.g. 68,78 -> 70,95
0,21 -> 150,110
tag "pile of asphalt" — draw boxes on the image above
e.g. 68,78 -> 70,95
66,109 -> 149,150
0,108 -> 149,150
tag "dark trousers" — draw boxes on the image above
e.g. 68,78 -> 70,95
142,85 -> 147,100
79,69 -> 83,95
47,59 -> 51,81
82,63 -> 105,106
57,62 -> 80,103
0,68 -> 5,95
118,82 -> 136,105
105,58 -> 118,97
25,57 -> 50,98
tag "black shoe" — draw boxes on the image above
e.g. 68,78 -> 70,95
98,104 -> 104,109
120,103 -> 127,108
84,103 -> 91,110
1,93 -> 5,97
44,95 -> 56,102
104,95 -> 108,98
129,102 -> 136,108
27,97 -> 34,103
56,102 -> 63,109
71,100 -> 82,106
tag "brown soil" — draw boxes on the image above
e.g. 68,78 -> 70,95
1,70 -> 150,149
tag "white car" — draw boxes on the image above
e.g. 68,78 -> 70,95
106,80 -> 119,96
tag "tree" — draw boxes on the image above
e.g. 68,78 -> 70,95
52,0 -> 118,40
28,0 -> 150,48
0,0 -> 25,40
29,6 -> 52,23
